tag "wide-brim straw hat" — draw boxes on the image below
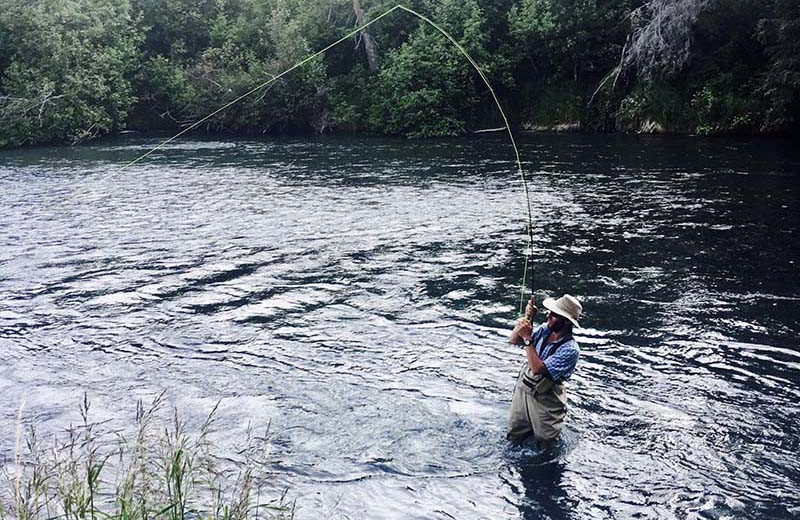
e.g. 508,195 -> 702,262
542,294 -> 582,328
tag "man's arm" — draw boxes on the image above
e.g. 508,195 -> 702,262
509,297 -> 539,345
510,319 -> 550,376
509,319 -> 530,345
524,344 -> 550,377
542,343 -> 579,382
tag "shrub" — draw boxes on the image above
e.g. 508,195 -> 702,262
0,394 -> 291,520
616,83 -> 686,132
690,84 -> 757,134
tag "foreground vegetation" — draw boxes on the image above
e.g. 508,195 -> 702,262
0,0 -> 798,146
0,394 -> 291,520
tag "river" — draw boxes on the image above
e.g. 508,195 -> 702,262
1,133 -> 798,519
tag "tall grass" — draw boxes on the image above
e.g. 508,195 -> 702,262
1,393 -> 292,520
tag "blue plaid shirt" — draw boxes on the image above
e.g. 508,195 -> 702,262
530,324 -> 580,382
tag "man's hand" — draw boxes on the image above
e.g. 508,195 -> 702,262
524,297 -> 538,320
510,318 -> 533,345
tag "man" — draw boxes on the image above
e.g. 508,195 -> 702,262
507,294 -> 582,446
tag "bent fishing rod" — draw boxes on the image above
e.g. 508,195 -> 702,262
121,4 -> 537,316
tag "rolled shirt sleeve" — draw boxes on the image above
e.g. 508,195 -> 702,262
543,341 -> 580,382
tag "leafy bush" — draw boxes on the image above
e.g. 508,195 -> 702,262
756,0 -> 800,132
690,84 -> 757,134
367,0 -> 489,137
0,0 -> 140,146
1,0 -> 798,145
616,83 -> 686,132
131,0 -> 331,134
525,84 -> 582,127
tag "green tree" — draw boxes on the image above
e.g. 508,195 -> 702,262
2,0 -> 798,145
0,0 -> 140,146
506,0 -> 629,128
368,0 -> 490,137
757,0 -> 800,132
132,0 -> 334,133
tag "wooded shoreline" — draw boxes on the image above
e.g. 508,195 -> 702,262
1,0 -> 798,148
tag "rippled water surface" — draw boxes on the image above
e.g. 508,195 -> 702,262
1,134 -> 799,519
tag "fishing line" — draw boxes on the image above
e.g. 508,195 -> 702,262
122,3 -> 535,316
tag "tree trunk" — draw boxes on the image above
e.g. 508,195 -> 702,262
352,0 -> 379,72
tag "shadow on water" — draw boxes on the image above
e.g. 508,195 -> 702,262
505,435 -> 580,520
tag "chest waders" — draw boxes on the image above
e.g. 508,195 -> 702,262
507,336 -> 570,445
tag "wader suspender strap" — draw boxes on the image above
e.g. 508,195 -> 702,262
520,329 -> 570,359
540,335 -> 572,360
520,331 -> 572,392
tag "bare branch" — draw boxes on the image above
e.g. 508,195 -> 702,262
622,0 -> 716,80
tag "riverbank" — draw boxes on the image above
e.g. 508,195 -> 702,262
2,124 -> 797,154
1,1 -> 796,148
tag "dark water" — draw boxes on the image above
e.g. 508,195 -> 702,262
1,134 -> 799,519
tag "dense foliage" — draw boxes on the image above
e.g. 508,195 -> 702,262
0,0 -> 139,146
0,0 -> 798,146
